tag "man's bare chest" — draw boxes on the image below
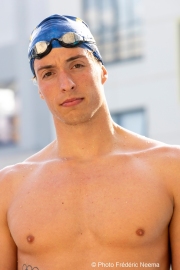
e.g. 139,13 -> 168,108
7,158 -> 173,253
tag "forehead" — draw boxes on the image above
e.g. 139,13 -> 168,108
34,47 -> 90,69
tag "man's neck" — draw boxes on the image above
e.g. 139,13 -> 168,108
52,111 -> 118,160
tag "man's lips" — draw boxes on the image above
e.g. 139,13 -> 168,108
61,98 -> 84,107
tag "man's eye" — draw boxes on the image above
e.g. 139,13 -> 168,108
73,64 -> 84,69
43,71 -> 53,78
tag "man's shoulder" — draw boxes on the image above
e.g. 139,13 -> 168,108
136,134 -> 180,167
155,143 -> 180,177
144,140 -> 180,164
0,162 -> 29,193
122,127 -> 180,157
138,139 -> 180,192
120,128 -> 180,173
0,164 -> 23,208
129,135 -> 180,198
0,141 -> 56,185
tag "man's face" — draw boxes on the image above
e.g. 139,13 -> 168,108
34,47 -> 108,126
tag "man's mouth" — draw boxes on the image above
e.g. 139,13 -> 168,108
61,98 -> 84,107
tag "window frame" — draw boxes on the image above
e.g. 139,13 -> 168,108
82,0 -> 144,65
111,107 -> 148,136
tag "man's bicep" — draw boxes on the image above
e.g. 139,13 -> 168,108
0,216 -> 17,269
168,149 -> 180,269
0,169 -> 17,269
169,198 -> 180,269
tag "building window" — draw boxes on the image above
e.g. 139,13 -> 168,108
83,0 -> 143,64
0,84 -> 19,146
111,108 -> 147,136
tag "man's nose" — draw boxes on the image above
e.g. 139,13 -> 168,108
58,71 -> 75,92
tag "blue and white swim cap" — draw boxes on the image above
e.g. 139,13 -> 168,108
28,14 -> 103,76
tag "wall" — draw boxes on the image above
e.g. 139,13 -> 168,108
105,0 -> 180,144
0,0 -> 180,169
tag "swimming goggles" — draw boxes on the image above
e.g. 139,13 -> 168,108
30,32 -> 95,59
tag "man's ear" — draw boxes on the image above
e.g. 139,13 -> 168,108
38,89 -> 44,100
101,65 -> 108,84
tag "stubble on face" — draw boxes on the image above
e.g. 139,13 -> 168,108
36,48 -> 107,127
57,54 -> 105,126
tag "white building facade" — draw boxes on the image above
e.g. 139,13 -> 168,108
0,0 -> 180,169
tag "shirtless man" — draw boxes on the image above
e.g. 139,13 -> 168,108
0,14 -> 179,270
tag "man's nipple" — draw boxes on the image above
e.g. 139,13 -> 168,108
136,229 -> 145,236
27,235 -> 35,243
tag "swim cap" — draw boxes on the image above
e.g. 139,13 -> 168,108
28,14 -> 103,76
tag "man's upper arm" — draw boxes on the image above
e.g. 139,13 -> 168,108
168,147 -> 180,269
0,168 -> 17,269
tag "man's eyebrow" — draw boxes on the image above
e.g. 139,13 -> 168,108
36,55 -> 87,73
66,54 -> 86,62
37,65 -> 55,73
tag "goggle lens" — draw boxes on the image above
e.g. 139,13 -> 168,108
60,32 -> 83,45
35,41 -> 49,54
31,32 -> 94,59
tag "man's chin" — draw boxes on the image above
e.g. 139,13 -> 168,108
64,117 -> 92,126
55,115 -> 93,126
